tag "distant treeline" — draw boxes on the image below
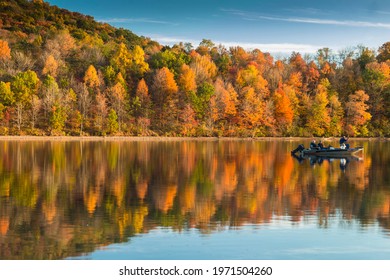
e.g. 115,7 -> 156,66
0,0 -> 389,136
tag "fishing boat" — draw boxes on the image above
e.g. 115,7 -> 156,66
291,144 -> 363,157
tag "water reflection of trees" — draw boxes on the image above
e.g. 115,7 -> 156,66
0,140 -> 389,259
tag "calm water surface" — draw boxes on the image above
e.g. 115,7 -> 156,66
0,139 -> 389,260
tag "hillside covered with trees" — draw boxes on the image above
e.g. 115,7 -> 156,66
0,0 -> 389,136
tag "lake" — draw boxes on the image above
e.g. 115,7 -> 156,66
0,138 -> 390,260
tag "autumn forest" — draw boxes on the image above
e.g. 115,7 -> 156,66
0,0 -> 390,137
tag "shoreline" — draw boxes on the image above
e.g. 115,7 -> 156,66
0,136 -> 388,141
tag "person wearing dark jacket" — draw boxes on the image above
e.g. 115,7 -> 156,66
339,136 -> 349,149
310,139 -> 318,150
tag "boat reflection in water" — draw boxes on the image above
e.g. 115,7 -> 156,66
291,153 -> 363,171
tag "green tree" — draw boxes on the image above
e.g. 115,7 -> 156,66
0,82 -> 13,128
50,105 -> 67,134
107,109 -> 119,134
42,75 -> 60,118
11,70 -> 40,131
104,65 -> 116,87
149,48 -> 189,76
190,82 -> 215,124
357,46 -> 376,70
196,39 -> 215,55
0,82 -> 14,106
363,62 -> 390,135
328,94 -> 344,136
377,42 -> 390,63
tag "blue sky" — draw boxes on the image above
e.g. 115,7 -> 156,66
46,0 -> 390,54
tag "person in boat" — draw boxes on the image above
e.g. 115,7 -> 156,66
318,140 -> 325,150
339,136 -> 349,149
310,139 -> 318,150
291,144 -> 305,155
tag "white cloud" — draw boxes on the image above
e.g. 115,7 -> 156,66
260,15 -> 390,28
149,35 -> 322,54
218,41 -> 322,54
223,9 -> 390,29
376,10 -> 390,15
150,35 -> 197,45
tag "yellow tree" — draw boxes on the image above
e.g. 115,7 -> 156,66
178,64 -> 197,93
177,64 -> 197,132
110,42 -> 132,77
133,78 -> 151,134
306,80 -> 331,136
190,53 -> 217,84
274,84 -> 294,135
115,72 -> 127,90
287,72 -> 303,90
134,78 -> 150,117
108,82 -> 127,132
42,54 -> 59,77
151,67 -> 179,132
130,45 -> 149,78
84,65 -> 100,93
283,85 -> 300,130
238,86 -> 264,132
111,43 -> 149,79
345,90 -> 371,136
214,78 -> 238,129
236,64 -> 268,96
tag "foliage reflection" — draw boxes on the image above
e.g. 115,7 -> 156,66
0,139 -> 389,259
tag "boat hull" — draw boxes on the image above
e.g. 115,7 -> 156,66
301,147 -> 363,157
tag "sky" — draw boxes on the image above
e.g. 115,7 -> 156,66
45,0 -> 390,54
